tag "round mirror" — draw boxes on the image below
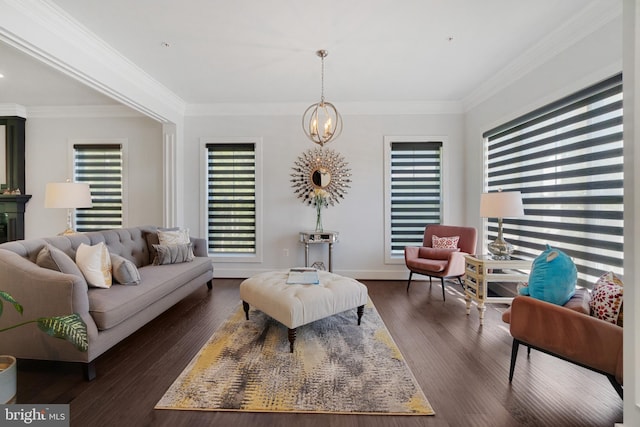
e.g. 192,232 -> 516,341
311,168 -> 331,188
291,148 -> 351,206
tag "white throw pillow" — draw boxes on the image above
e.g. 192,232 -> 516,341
76,242 -> 112,288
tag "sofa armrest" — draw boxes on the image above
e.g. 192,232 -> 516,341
189,237 -> 208,257
509,295 -> 623,384
0,249 -> 91,322
0,249 -> 97,359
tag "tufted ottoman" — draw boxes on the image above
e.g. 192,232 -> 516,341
239,270 -> 368,352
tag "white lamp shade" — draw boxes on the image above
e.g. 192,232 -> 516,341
480,191 -> 524,218
45,182 -> 93,209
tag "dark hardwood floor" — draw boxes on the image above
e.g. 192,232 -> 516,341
15,279 -> 622,427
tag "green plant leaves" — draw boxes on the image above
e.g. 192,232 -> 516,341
0,291 -> 23,317
37,314 -> 88,352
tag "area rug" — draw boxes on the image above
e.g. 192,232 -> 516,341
155,299 -> 434,415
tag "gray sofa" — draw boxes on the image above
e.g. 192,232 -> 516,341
0,226 -> 213,380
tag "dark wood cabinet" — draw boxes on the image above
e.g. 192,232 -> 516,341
0,116 -> 30,242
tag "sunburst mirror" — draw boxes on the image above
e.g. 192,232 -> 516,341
291,147 -> 351,206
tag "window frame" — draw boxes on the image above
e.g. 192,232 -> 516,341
68,139 -> 128,231
384,136 -> 446,264
200,137 -> 263,263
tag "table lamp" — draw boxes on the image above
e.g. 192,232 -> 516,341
45,181 -> 93,235
480,190 -> 524,259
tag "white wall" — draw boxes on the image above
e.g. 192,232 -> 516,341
183,112 -> 464,279
24,114 -> 164,238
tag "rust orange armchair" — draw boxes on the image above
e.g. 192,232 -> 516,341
503,291 -> 623,398
404,224 -> 477,300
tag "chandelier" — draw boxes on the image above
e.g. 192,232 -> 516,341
302,50 -> 343,146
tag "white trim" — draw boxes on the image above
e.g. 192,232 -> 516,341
163,124 -> 177,227
186,101 -> 463,117
383,136 -> 447,264
200,137 -> 264,263
0,0 -> 186,123
26,105 -> 144,119
67,138 -> 129,228
463,0 -> 622,112
0,103 -> 27,118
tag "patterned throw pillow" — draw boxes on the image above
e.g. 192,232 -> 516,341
432,235 -> 460,249
590,271 -> 623,326
76,242 -> 112,288
153,243 -> 195,265
158,228 -> 190,245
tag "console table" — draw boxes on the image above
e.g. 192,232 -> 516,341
299,231 -> 339,272
463,254 -> 532,325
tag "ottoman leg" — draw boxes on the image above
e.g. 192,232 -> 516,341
288,328 -> 296,353
357,305 -> 364,325
242,301 -> 250,320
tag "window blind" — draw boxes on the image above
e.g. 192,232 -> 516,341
483,73 -> 623,287
73,144 -> 123,232
390,141 -> 443,257
206,143 -> 256,254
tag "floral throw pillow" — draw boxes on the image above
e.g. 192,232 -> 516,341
590,271 -> 623,326
432,235 -> 459,249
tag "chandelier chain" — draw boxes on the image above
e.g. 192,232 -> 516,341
320,54 -> 325,104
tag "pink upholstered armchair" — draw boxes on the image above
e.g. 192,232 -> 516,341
404,224 -> 477,300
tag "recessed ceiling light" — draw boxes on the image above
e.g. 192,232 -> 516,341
0,73 -> 4,78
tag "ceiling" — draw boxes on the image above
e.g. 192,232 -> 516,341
0,0 -> 619,111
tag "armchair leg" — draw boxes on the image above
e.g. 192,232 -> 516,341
440,277 -> 446,301
509,339 -> 520,382
406,272 -> 413,292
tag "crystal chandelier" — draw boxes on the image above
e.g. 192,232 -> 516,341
302,50 -> 343,146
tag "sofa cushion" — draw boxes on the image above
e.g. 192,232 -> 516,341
406,257 -> 447,273
502,288 -> 591,324
418,247 -> 459,260
36,244 -> 83,277
88,257 -> 213,330
111,253 -> 141,285
76,242 -> 113,288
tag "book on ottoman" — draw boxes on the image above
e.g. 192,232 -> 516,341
286,268 -> 319,285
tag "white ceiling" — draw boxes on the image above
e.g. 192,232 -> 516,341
0,0 -> 620,110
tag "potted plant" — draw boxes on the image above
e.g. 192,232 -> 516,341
0,290 -> 88,403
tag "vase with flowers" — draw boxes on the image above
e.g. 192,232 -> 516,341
311,188 -> 329,232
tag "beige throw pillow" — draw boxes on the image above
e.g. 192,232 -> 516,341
76,242 -> 112,288
36,244 -> 84,278
158,228 -> 190,245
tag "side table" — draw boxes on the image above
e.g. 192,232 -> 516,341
299,231 -> 339,272
463,254 -> 531,325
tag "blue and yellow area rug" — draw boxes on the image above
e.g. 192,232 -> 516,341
155,299 -> 434,415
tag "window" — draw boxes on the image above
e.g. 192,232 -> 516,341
483,73 -> 623,288
73,143 -> 124,232
384,137 -> 443,262
205,141 -> 259,257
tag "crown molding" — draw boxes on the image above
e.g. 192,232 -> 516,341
185,100 -> 463,117
0,103 -> 27,117
0,0 -> 186,123
462,0 -> 622,112
26,105 -> 145,119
